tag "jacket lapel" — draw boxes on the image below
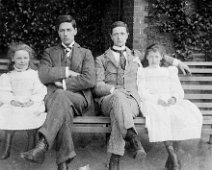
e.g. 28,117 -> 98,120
125,47 -> 134,62
70,43 -> 82,71
105,48 -> 119,68
52,45 -> 64,66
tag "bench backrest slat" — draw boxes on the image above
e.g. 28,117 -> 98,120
0,59 -> 212,118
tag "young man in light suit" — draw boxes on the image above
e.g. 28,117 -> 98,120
94,21 -> 190,170
21,15 -> 96,170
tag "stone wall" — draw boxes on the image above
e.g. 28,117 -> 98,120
132,0 -> 148,53
132,0 -> 175,55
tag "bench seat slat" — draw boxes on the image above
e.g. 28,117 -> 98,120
73,116 -> 146,124
72,126 -> 111,133
202,129 -> 212,134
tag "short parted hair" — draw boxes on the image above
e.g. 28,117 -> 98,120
7,42 -> 36,70
110,21 -> 129,34
142,43 -> 165,67
144,43 -> 165,59
56,15 -> 77,30
8,42 -> 35,60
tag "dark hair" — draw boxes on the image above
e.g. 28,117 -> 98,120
7,42 -> 36,70
110,21 -> 129,34
56,15 -> 77,30
142,43 -> 165,67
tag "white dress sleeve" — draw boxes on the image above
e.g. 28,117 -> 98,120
137,67 -> 159,103
30,71 -> 47,102
168,66 -> 184,101
0,73 -> 14,103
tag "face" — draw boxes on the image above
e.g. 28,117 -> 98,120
58,22 -> 77,45
111,26 -> 129,47
147,51 -> 162,67
13,50 -> 30,71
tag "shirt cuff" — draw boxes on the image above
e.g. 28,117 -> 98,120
62,79 -> 67,90
173,59 -> 180,66
110,86 -> 115,94
65,67 -> 69,78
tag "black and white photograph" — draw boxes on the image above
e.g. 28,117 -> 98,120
0,0 -> 212,170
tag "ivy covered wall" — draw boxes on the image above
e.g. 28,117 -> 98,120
0,0 -> 112,58
145,0 -> 212,61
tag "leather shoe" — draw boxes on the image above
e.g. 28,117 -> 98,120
109,154 -> 120,170
20,137 -> 48,163
128,134 -> 146,161
165,155 -> 173,170
58,161 -> 69,170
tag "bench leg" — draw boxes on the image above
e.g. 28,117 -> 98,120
209,135 -> 212,144
106,133 -> 110,145
0,130 -> 15,159
25,129 -> 37,151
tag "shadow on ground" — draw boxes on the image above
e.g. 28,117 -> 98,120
0,130 -> 212,170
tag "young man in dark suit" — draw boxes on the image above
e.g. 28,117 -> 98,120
21,15 -> 96,170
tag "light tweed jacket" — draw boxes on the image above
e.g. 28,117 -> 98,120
93,47 -> 174,106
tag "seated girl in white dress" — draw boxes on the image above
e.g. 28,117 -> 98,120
0,43 -> 47,160
137,44 -> 202,170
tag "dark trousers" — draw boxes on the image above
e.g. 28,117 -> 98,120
38,89 -> 87,164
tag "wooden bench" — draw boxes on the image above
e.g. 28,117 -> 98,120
1,59 -> 212,143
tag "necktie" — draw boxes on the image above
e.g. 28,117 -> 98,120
112,48 -> 126,70
64,47 -> 72,58
62,46 -> 73,67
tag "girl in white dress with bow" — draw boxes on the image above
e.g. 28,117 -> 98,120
137,44 -> 202,170
0,43 -> 47,159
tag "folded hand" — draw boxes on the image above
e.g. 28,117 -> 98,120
10,100 -> 24,107
22,100 -> 34,107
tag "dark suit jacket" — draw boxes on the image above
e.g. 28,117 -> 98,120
38,42 -> 96,112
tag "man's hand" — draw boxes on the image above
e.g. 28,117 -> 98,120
178,62 -> 191,75
10,100 -> 23,107
54,81 -> 63,87
167,97 -> 176,105
68,70 -> 80,77
22,100 -> 34,107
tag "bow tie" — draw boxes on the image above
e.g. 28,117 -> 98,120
62,44 -> 73,51
112,48 -> 126,54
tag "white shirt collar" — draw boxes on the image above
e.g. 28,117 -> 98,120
112,45 -> 126,51
62,41 -> 75,49
13,65 -> 29,72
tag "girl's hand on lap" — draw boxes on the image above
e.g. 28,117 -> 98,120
10,100 -> 23,107
158,98 -> 168,106
167,97 -> 176,105
22,100 -> 34,107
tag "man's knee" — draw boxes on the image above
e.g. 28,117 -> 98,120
111,91 -> 127,104
54,89 -> 68,101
